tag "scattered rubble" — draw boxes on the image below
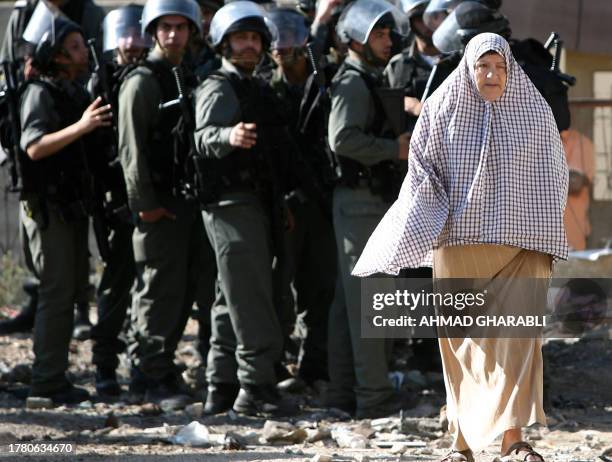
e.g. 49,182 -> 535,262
103,412 -> 120,429
262,420 -> 308,444
310,455 -> 332,462
185,401 -> 203,419
25,397 -> 53,410
331,425 -> 369,449
0,315 -> 609,460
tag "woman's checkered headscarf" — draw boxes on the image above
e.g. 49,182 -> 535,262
353,33 -> 568,276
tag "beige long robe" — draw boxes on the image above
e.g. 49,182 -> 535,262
434,244 -> 552,451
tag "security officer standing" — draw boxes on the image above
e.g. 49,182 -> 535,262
187,0 -> 223,370
188,0 -> 223,82
386,0 -> 439,130
194,1 -> 292,416
89,3 -> 150,397
266,7 -> 337,388
384,0 -> 444,373
326,0 -> 410,419
0,0 -> 105,337
118,0 -> 210,405
18,2 -> 112,403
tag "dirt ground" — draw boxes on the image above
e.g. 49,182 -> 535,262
0,309 -> 611,462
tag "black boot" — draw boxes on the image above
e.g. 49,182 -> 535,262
31,383 -> 91,405
95,367 -> 122,397
233,384 -> 297,416
0,280 -> 38,335
144,372 -> 193,411
73,302 -> 92,340
128,366 -> 148,395
203,382 -> 240,415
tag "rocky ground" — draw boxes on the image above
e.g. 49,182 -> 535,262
0,306 -> 611,462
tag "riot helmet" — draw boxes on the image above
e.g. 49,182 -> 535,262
268,8 -> 309,68
422,0 -> 456,30
423,0 -> 501,30
400,0 -> 436,48
400,0 -> 430,19
22,0 -> 83,72
432,1 -> 510,54
141,0 -> 203,36
209,1 -> 276,48
103,4 -> 152,53
336,0 -> 408,45
268,8 -> 309,50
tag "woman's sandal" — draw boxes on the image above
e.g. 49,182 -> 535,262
441,449 -> 475,462
501,441 -> 545,462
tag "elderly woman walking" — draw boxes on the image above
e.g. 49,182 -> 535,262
353,33 -> 568,462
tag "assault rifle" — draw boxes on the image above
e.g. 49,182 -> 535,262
544,32 -> 576,87
0,60 -> 23,192
299,43 -> 341,182
159,66 -> 210,203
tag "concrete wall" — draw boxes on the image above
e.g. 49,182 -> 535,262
500,0 -> 612,55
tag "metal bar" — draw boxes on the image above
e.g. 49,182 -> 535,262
569,98 -> 612,108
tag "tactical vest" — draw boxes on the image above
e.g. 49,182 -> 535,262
511,38 -> 571,132
204,69 -> 287,199
137,59 -> 187,194
334,61 -> 394,139
332,61 -> 403,203
88,61 -> 133,212
388,52 -> 432,99
271,70 -> 332,188
19,79 -> 90,205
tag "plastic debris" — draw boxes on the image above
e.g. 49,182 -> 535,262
171,421 -> 210,447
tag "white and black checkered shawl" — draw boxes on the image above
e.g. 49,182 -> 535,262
353,33 -> 569,276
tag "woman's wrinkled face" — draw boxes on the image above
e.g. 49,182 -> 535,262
473,51 -> 507,101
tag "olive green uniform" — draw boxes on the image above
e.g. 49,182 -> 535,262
268,67 -> 337,381
2,0 -> 105,335
385,44 -> 443,371
118,49 -> 214,382
327,56 -> 399,412
19,79 -> 91,395
194,58 -> 283,387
